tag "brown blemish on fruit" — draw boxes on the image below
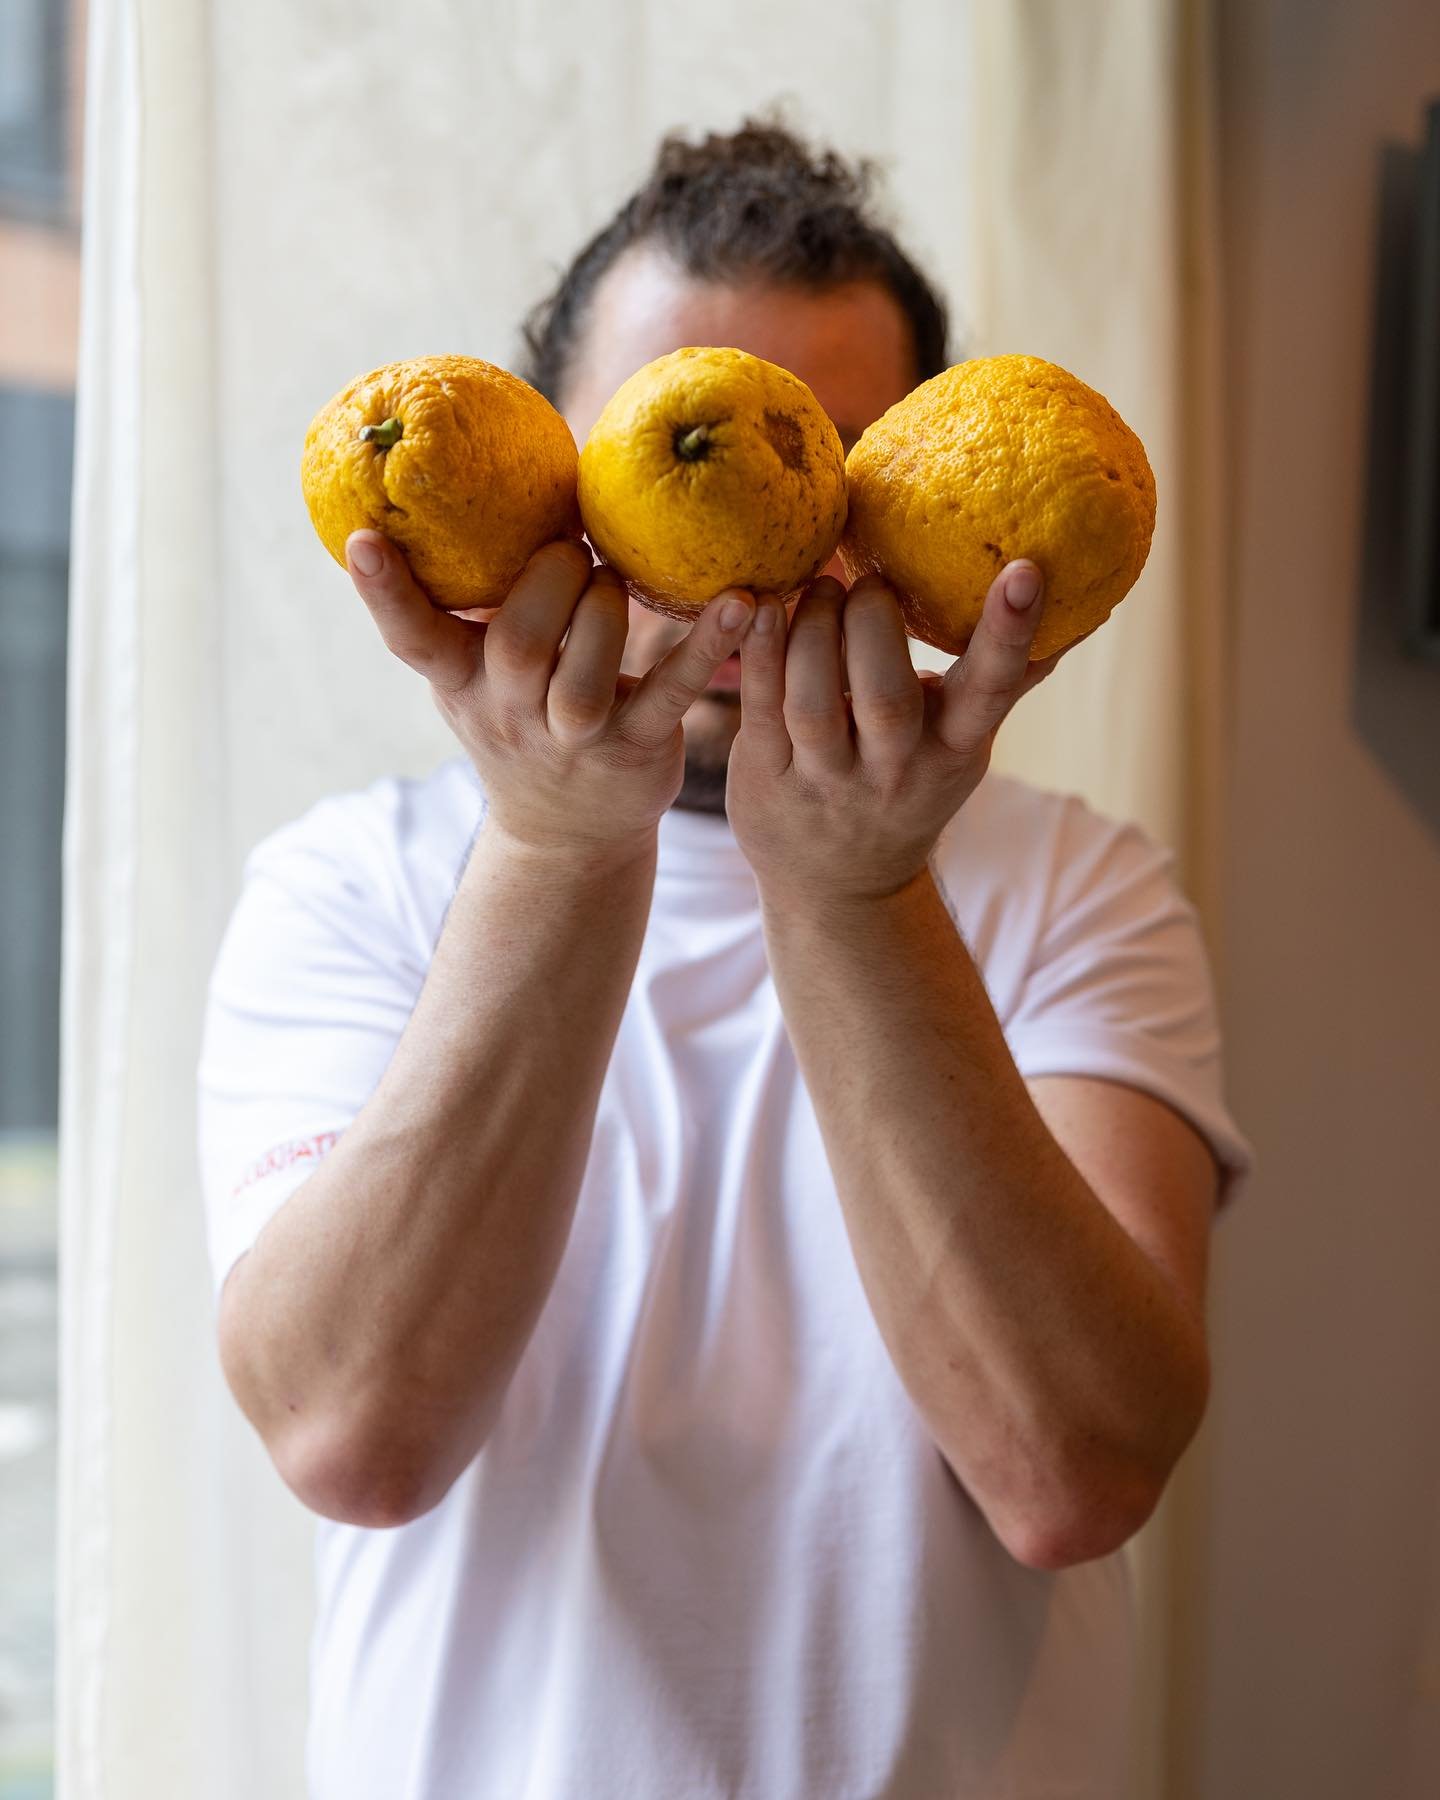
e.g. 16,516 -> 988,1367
762,409 -> 808,473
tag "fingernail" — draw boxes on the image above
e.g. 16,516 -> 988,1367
349,536 -> 384,577
720,596 -> 752,631
1005,564 -> 1042,612
752,602 -> 778,636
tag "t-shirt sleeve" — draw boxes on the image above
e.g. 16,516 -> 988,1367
196,801 -> 428,1308
1001,802 -> 1254,1213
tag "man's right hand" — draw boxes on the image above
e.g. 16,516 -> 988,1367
345,532 -> 756,859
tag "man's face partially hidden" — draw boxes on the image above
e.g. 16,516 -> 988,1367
560,246 -> 918,814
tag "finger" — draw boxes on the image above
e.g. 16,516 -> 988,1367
481,538 -> 596,708
547,565 -> 630,746
937,560 -> 1045,755
347,531 -> 480,694
737,595 -> 793,775
782,577 -> 852,775
618,588 -> 757,749
840,576 -> 924,767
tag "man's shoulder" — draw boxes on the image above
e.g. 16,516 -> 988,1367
241,756 -> 483,925
931,770 -> 1183,963
938,769 -> 1156,877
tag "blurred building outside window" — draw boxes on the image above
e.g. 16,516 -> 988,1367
0,1 -> 85,1795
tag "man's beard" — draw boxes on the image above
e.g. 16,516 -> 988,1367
672,691 -> 740,817
673,756 -> 730,815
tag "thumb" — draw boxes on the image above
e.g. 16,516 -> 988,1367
345,530 -> 475,688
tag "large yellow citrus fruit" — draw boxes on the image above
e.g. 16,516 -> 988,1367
841,354 -> 1156,660
301,354 -> 582,609
578,346 -> 848,620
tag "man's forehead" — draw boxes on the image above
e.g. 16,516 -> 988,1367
563,243 -> 915,446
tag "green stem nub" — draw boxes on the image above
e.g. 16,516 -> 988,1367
360,416 -> 404,449
674,423 -> 711,462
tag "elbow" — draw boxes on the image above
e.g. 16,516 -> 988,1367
219,1345 -> 442,1528
217,1296 -> 495,1529
277,1422 -> 455,1530
998,1476 -> 1163,1572
243,1382 -> 505,1528
999,1350 -> 1212,1574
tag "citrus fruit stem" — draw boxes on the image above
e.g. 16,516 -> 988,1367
674,424 -> 712,462
360,416 -> 404,449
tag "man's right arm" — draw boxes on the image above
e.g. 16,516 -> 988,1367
218,817 -> 656,1530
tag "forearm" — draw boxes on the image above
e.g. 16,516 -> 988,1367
759,868 -> 1208,1566
221,820 -> 656,1525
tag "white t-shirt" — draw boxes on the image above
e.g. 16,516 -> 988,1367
198,755 -> 1253,1800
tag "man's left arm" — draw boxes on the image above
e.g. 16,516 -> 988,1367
727,560 -> 1218,1573
757,868 -> 1216,1574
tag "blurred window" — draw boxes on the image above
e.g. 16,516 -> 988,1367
0,4 -> 77,1792
0,0 -> 69,224
0,386 -> 70,1136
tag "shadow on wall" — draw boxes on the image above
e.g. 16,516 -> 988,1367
1352,123 -> 1440,841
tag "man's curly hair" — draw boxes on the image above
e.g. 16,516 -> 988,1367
519,117 -> 950,406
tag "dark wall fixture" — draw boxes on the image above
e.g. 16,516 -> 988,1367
1354,95 -> 1440,839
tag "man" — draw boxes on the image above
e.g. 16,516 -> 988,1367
200,121 -> 1252,1799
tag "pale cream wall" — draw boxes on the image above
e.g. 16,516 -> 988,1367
1188,4 -> 1440,1795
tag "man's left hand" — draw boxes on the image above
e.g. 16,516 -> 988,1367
726,561 -> 1078,905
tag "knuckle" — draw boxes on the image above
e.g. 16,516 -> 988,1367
599,737 -> 651,781
964,693 -> 1011,734
548,690 -> 611,737
378,623 -> 435,671
745,691 -> 786,723
653,671 -> 699,716
958,648 -> 1021,702
974,667 -> 1021,707
993,625 -> 1037,658
855,688 -> 919,727
486,691 -> 536,740
574,578 -> 628,624
783,701 -> 846,739
487,618 -> 552,666
597,717 -> 654,765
